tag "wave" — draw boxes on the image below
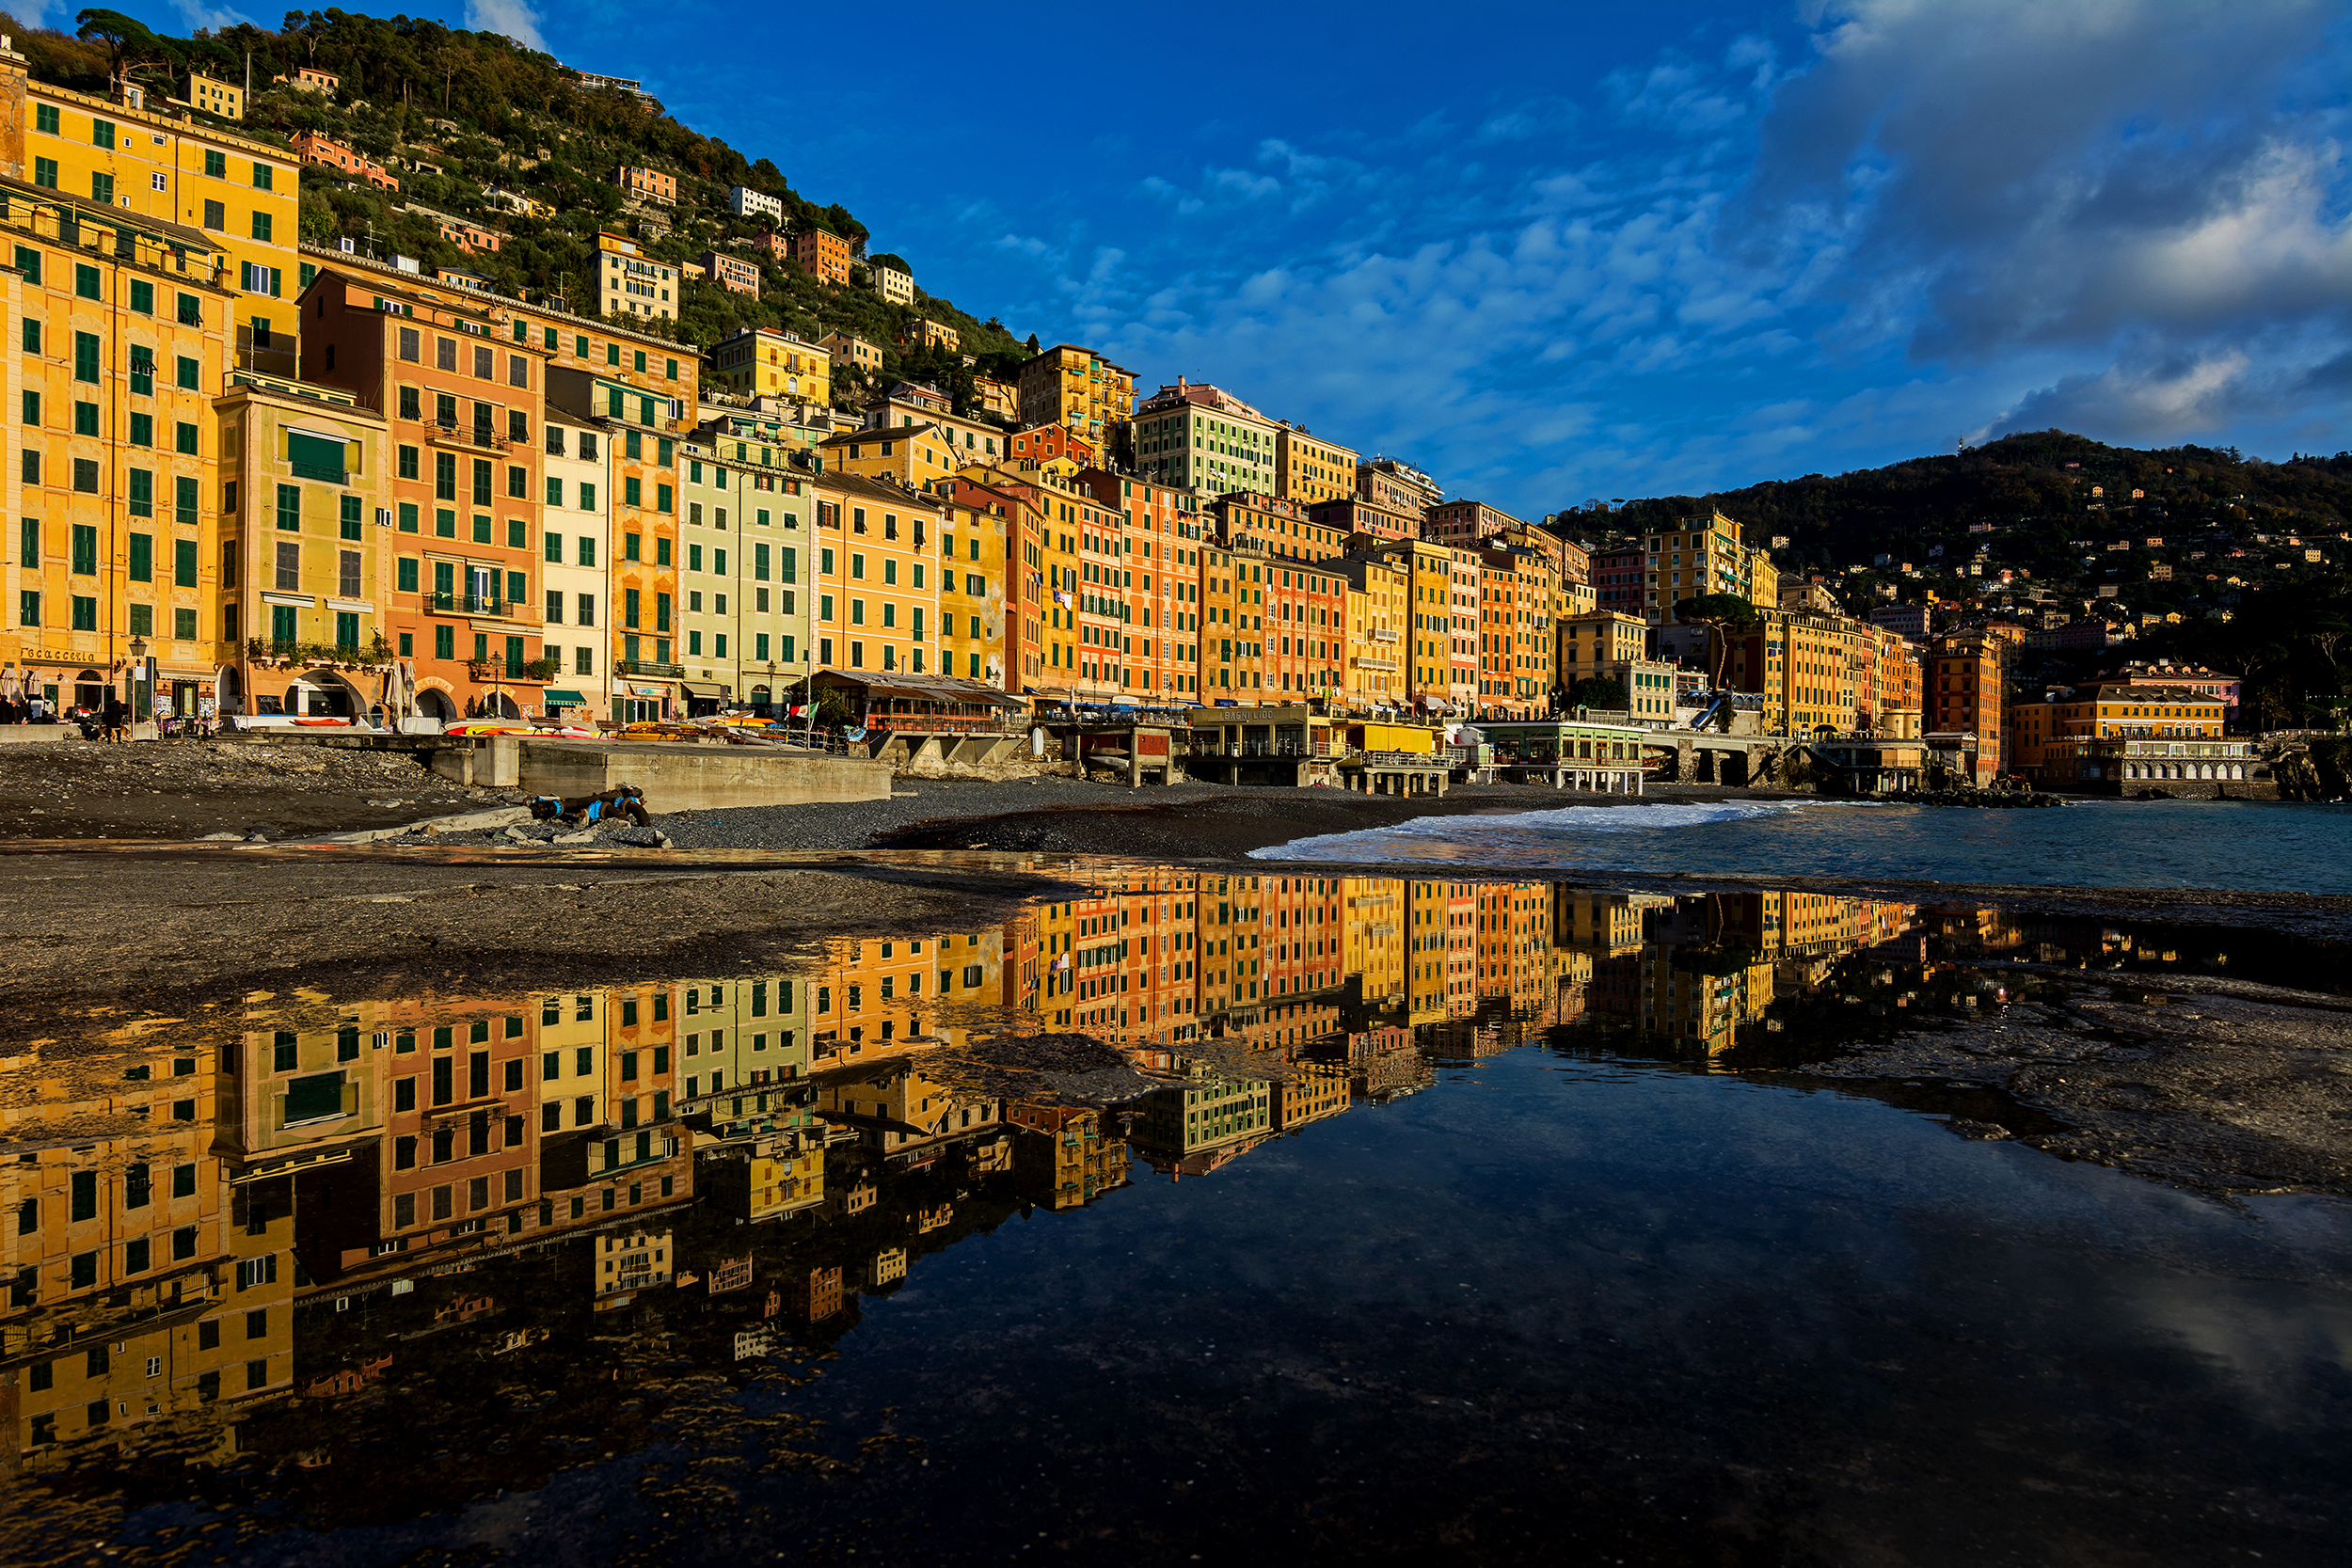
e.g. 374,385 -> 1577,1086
1248,799 -> 1817,863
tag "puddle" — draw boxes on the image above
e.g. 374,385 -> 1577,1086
2,870 -> 2347,1566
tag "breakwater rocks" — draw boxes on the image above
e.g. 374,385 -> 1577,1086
1889,787 -> 2067,808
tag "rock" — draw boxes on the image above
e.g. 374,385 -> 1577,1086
406,805 -> 533,834
1947,1118 -> 2013,1140
604,825 -> 666,847
554,830 -> 596,845
501,826 -> 532,841
198,831 -> 243,842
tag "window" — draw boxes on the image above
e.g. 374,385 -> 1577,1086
174,537 -> 198,586
276,541 -> 300,592
32,156 -> 56,188
34,103 -> 56,134
73,330 -> 100,383
252,162 -> 274,191
91,172 -> 114,205
176,421 -> 199,455
74,262 -> 102,300
201,198 -> 224,229
177,353 -> 200,388
71,523 -> 98,576
276,483 -> 300,531
127,468 -> 152,517
251,211 -> 273,243
130,533 -> 153,582
340,495 -> 363,540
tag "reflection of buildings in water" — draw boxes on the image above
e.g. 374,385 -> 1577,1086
594,1226 -> 674,1301
8,869 -> 1644,1476
1131,1063 -> 1273,1180
817,1062 -> 1009,1170
1569,892 -> 1925,1051
1343,878 -> 1406,1008
810,929 -> 1003,1070
1269,1061 -> 1352,1132
2,1041 -> 286,1470
1008,1102 -> 1132,1211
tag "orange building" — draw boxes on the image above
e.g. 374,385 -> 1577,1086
786,227 -> 852,287
298,264 -> 554,720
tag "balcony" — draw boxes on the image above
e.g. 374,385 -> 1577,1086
430,592 -> 540,625
1367,627 -> 1401,643
617,659 -> 684,678
1352,656 -> 1399,673
416,420 -> 512,454
467,657 -> 560,684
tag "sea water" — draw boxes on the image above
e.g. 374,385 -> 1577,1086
1250,796 -> 2352,892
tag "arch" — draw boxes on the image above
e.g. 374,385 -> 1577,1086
413,678 -> 459,721
215,665 -> 243,713
292,667 -> 367,718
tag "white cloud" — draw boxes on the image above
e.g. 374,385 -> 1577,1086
167,0 -> 258,28
465,0 -> 547,53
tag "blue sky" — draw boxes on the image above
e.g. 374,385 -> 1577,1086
85,0 -> 2352,516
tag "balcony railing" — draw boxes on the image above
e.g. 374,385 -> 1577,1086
616,659 -> 684,678
430,592 -> 539,624
416,420 -> 511,453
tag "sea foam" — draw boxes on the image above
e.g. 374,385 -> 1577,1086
1248,799 -> 1813,863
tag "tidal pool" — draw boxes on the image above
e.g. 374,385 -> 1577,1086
4,869 -> 2344,1567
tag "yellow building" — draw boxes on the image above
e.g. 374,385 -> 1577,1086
707,325 -> 830,407
1339,555 -> 1406,710
215,372 -> 392,719
899,317 -> 959,355
1640,511 -> 1773,625
808,473 -> 950,678
15,48 -> 302,368
594,231 -> 676,324
940,483 -> 1009,687
183,72 -> 242,120
1274,425 -> 1357,507
1015,343 -> 1136,447
7,183 -> 235,717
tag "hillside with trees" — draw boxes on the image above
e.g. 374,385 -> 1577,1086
6,8 -> 1031,413
1555,431 -> 2352,575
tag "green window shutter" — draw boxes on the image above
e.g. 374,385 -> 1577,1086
398,502 -> 420,533
287,432 -> 345,483
340,496 -> 363,539
73,331 -> 101,382
754,543 -> 770,580
127,469 -> 152,517
128,533 -> 153,581
398,558 -> 419,593
433,561 -> 454,597
71,524 -> 98,575
174,538 -> 198,587
276,483 -> 301,531
545,531 -> 562,563
284,1072 -> 344,1123
176,356 -> 199,389
780,546 -> 796,584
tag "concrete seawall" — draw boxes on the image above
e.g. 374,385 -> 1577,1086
421,737 -> 893,807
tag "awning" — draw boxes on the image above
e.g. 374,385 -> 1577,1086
814,668 -> 1025,708
680,681 -> 729,699
544,689 -> 588,705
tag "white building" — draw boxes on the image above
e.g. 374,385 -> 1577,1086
542,411 -> 615,721
727,185 -> 786,224
869,261 -> 914,306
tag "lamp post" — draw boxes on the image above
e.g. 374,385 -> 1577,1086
126,635 -> 149,729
